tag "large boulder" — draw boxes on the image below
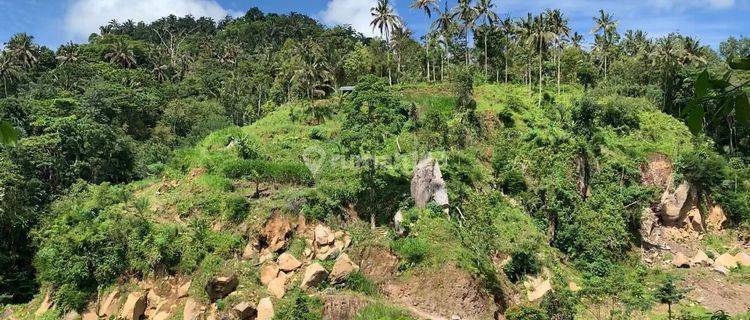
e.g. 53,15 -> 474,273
98,289 -> 121,318
735,252 -> 750,267
183,298 -> 204,320
118,292 -> 147,320
411,157 -> 449,209
204,274 -> 239,302
301,263 -> 329,289
706,205 -> 727,231
257,298 -> 274,320
261,212 -> 292,252
330,253 -> 359,284
277,253 -> 302,272
659,182 -> 698,226
690,251 -> 713,267
714,253 -> 738,269
231,302 -> 257,320
260,264 -> 280,286
267,274 -> 287,299
671,252 -> 690,268
315,225 -> 335,246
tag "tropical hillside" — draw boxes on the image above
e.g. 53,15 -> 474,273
1,1 -> 750,320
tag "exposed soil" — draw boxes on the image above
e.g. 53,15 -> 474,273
681,269 -> 750,315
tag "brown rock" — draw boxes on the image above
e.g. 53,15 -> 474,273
267,274 -> 287,299
277,253 -> 302,272
177,281 -> 191,298
715,253 -> 738,269
689,251 -> 713,267
242,242 -> 257,260
316,245 -> 341,261
118,292 -> 147,320
205,275 -> 239,302
35,291 -> 54,316
706,205 -> 727,231
713,266 -> 730,276
63,310 -> 80,320
330,253 -> 359,283
257,298 -> 274,320
81,308 -> 98,320
301,263 -> 329,289
315,225 -> 335,246
640,153 -> 673,189
260,264 -> 280,286
735,252 -> 750,267
98,289 -> 121,318
526,278 -> 552,302
261,212 -> 292,252
231,302 -> 257,320
686,208 -> 704,232
183,298 -> 204,320
671,252 -> 690,268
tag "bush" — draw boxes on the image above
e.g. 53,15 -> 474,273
541,289 -> 579,320
391,237 -> 429,269
220,159 -> 312,184
503,247 -> 541,283
504,305 -> 548,320
273,288 -> 324,320
222,194 -> 249,222
344,271 -> 377,296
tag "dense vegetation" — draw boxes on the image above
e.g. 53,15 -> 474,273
1,1 -> 750,319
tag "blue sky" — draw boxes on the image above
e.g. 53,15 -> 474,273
0,0 -> 748,50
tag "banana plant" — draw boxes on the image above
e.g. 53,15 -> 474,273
0,120 -> 18,146
686,56 -> 750,135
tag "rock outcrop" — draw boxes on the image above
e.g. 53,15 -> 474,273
671,252 -> 690,268
260,263 -> 280,286
99,289 -> 122,318
301,263 -> 329,289
715,253 -> 738,269
118,292 -> 147,320
257,298 -> 274,320
411,156 -> 449,209
331,253 -> 359,283
261,212 -> 292,253
204,274 -> 239,301
232,302 -> 257,320
277,253 -> 302,272
659,182 -> 698,227
690,251 -> 713,267
183,298 -> 203,320
706,205 -> 727,231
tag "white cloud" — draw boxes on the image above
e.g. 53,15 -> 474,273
64,0 -> 239,40
320,0 -> 379,37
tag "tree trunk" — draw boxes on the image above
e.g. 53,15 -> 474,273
538,39 -> 543,107
466,29 -> 471,66
484,32 -> 489,77
556,51 -> 561,95
504,50 -> 509,83
426,41 -> 431,82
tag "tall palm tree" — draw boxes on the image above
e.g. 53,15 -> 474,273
5,33 -> 38,69
516,13 -> 534,90
55,42 -> 79,66
371,0 -> 403,85
412,0 -> 438,82
500,17 -> 516,83
475,0 -> 499,76
432,1 -> 455,81
0,53 -> 21,97
547,9 -> 570,94
292,40 -> 334,99
527,12 -> 555,106
570,32 -> 583,49
451,0 -> 477,66
105,39 -> 137,68
392,25 -> 413,76
591,9 -> 618,80
680,37 -> 707,66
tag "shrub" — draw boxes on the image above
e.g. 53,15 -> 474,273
344,271 -> 378,296
541,289 -> 579,320
391,237 -> 429,269
273,288 -> 324,320
503,247 -> 541,283
504,305 -> 548,320
220,159 -> 312,184
222,194 -> 249,222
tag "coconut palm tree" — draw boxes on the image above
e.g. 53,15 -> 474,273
371,0 -> 403,85
500,17 -> 516,83
680,37 -> 707,66
5,33 -> 38,69
475,0 -> 499,76
292,40 -> 333,99
55,42 -> 79,66
451,0 -> 477,66
591,9 -> 618,79
431,1 -> 455,81
547,9 -> 570,94
105,39 -> 137,68
570,32 -> 584,49
516,13 -> 535,90
412,0 -> 438,82
0,53 -> 21,97
527,12 -> 555,105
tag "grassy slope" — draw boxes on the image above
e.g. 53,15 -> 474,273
8,83 -> 741,320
